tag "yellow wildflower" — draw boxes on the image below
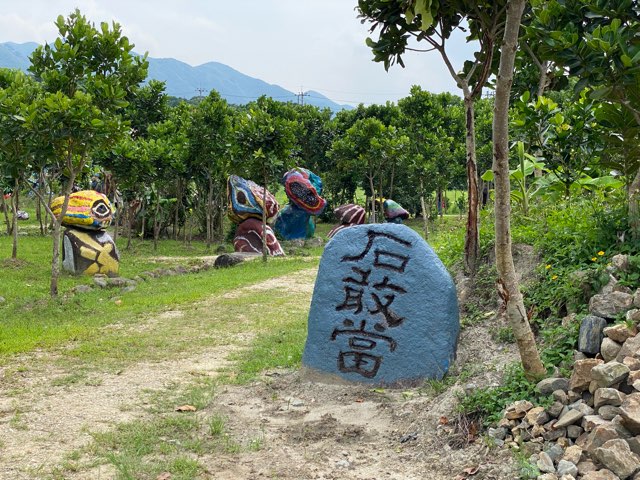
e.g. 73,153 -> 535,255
545,264 -> 552,270
598,251 -> 605,256
552,275 -> 558,280
591,257 -> 597,262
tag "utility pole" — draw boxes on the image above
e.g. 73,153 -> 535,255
196,87 -> 206,99
296,87 -> 309,106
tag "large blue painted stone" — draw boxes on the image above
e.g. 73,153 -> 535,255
274,203 -> 315,240
302,223 -> 459,386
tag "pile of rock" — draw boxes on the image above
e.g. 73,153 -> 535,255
489,255 -> 640,479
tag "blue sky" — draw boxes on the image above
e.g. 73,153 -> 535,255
0,0 -> 475,106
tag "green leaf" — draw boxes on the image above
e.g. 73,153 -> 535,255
481,169 -> 494,181
412,0 -> 434,31
91,118 -> 104,127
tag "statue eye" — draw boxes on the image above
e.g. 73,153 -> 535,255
92,200 -> 111,218
236,190 -> 248,206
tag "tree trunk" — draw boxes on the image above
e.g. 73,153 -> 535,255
216,188 -> 225,239
140,197 -> 146,240
630,168 -> 640,242
11,178 -> 19,259
126,200 -> 134,250
206,174 -> 213,249
1,191 -> 10,235
174,179 -> 182,241
368,175 -> 377,223
419,177 -> 429,239
493,0 -> 545,380
153,199 -> 160,252
464,96 -> 480,275
36,173 -> 45,236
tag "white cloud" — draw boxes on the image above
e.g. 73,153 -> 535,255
0,0 -> 474,105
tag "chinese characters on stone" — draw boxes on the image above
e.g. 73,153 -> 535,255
331,230 -> 412,378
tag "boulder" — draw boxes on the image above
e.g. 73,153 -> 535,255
214,253 -> 245,269
594,439 -> 640,480
538,377 -> 570,395
579,315 -> 608,355
570,359 -> 604,392
617,335 -> 640,363
302,224 -> 459,385
590,292 -> 634,319
591,362 -> 630,389
602,338 -> 624,363
605,324 -> 638,344
620,393 -> 640,434
595,388 -> 627,408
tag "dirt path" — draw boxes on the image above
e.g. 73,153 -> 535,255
0,268 -> 520,480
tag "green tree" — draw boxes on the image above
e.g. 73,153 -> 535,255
234,96 -> 297,261
358,0 -> 508,274
493,0 -> 546,378
527,0 -> 640,238
187,91 -> 234,247
27,9 -> 148,296
0,69 -> 43,258
398,87 -> 466,234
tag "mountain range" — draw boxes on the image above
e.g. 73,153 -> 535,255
0,41 -> 352,111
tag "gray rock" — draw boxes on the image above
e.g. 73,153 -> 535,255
557,460 -> 579,478
581,470 -> 622,479
602,338 -> 624,363
612,254 -> 630,272
590,292 -> 635,319
121,285 -> 136,294
93,277 -> 108,288
537,451 -> 556,473
546,443 -> 566,463
592,362 -> 630,389
571,400 -> 595,416
537,474 -> 559,480
567,425 -> 584,439
635,289 -> 640,309
72,285 -> 93,294
604,324 -> 638,344
628,309 -> 640,323
554,389 -> 569,404
627,436 -> 640,456
555,409 -> 585,428
596,388 -> 627,409
571,359 -> 605,392
0,296 -> 5,304
548,401 -> 566,418
305,237 -> 324,248
584,423 -> 632,453
595,439 -> 640,480
600,405 -> 623,421
488,427 -> 508,440
563,445 -> 583,464
618,335 -> 640,363
214,253 -> 245,268
579,315 -> 609,355
106,277 -> 127,287
620,393 -> 640,434
576,461 -> 598,476
538,377 -> 570,395
543,426 -> 567,441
